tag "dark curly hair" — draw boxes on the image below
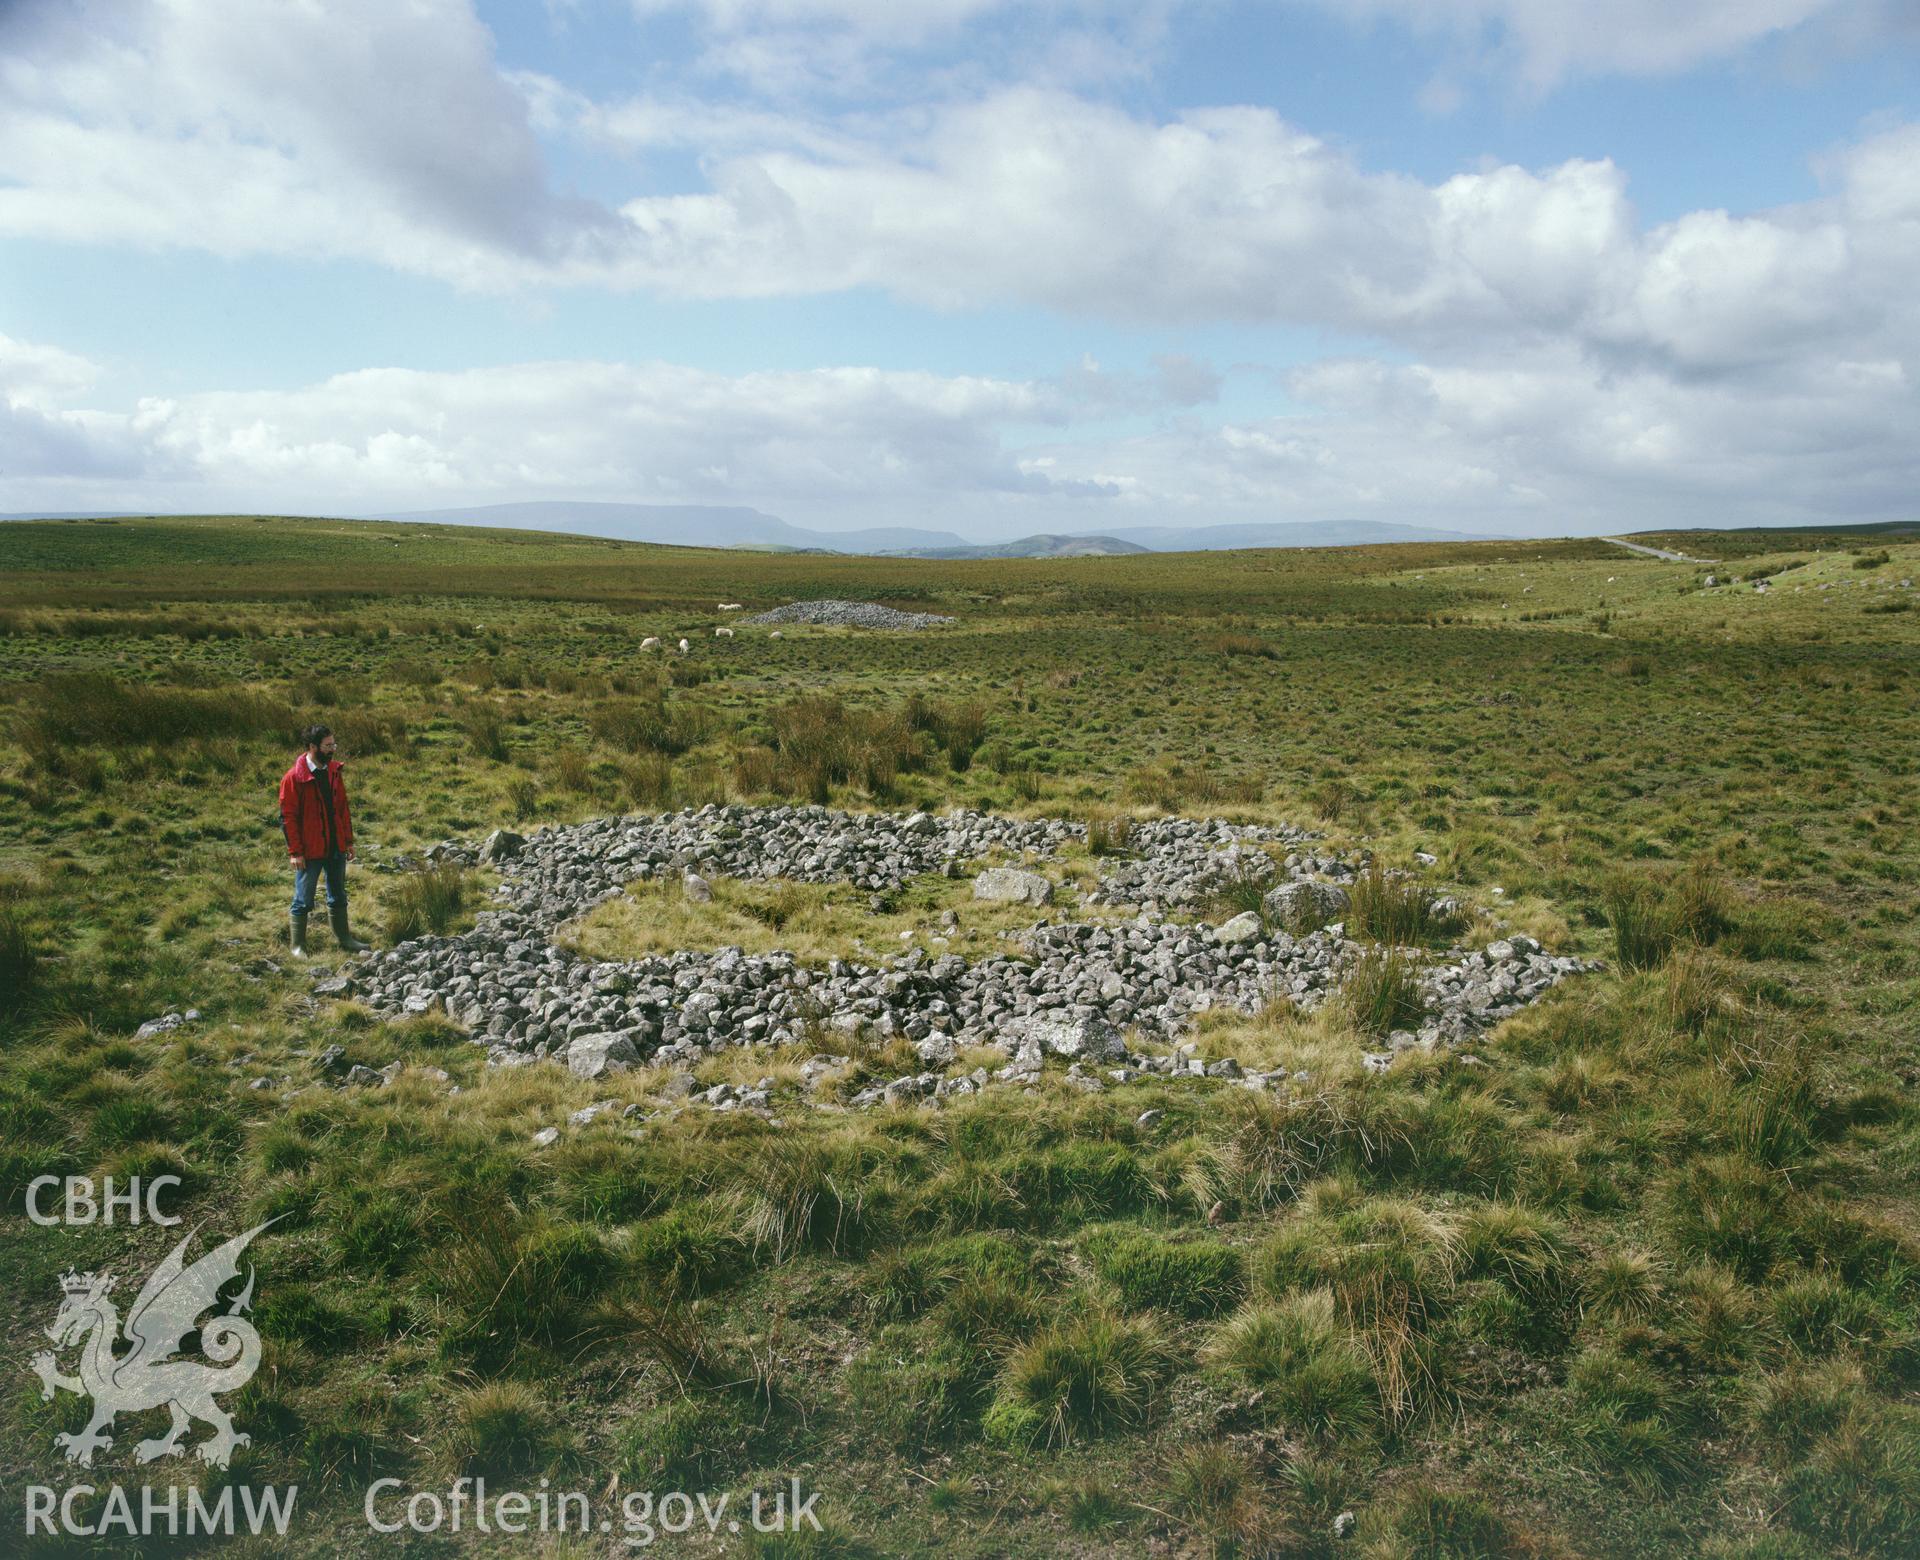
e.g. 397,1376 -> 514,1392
301,723 -> 333,750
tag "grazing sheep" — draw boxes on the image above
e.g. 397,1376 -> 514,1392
677,638 -> 690,654
769,630 -> 782,640
715,626 -> 734,638
640,636 -> 660,651
718,602 -> 743,611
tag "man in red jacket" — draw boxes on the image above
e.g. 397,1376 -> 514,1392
279,723 -> 371,958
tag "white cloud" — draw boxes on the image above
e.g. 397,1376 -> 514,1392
0,357 -> 1076,520
1013,340 -> 1920,531
5,2 -> 1914,390
3,1 -> 1916,535
3,328 -> 1913,536
0,333 -> 101,410
0,0 -> 613,289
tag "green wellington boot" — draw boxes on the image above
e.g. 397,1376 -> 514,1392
328,905 -> 372,954
289,910 -> 309,959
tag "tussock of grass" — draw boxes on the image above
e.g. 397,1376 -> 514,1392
462,704 -> 510,760
903,692 -> 990,771
1307,776 -> 1358,823
21,670 -> 289,750
590,693 -> 706,757
728,1128 -> 895,1261
1258,1191 -> 1457,1422
1583,1248 -> 1663,1322
1604,873 -> 1678,970
630,1202 -> 749,1299
1204,1290 -> 1380,1443
1605,859 -> 1737,971
382,862 -> 472,943
847,1326 -> 989,1449
444,1380 -> 565,1479
1206,631 -> 1279,659
618,1393 -> 761,1484
1085,809 -> 1133,856
1352,1483 -> 1516,1558
770,694 -> 922,801
1561,1347 -> 1698,1487
1161,1440 -> 1291,1552
0,901 -> 38,1014
1080,1224 -> 1244,1317
429,1210 -> 623,1369
1205,857 -> 1274,921
986,1307 -> 1174,1447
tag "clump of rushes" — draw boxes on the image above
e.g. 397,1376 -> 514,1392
0,900 -> 38,1014
462,704 -> 509,760
1340,945 -> 1424,1037
1604,859 -> 1734,971
1086,811 -> 1132,856
1207,859 -> 1273,921
1603,871 -> 1676,970
1347,859 -> 1457,944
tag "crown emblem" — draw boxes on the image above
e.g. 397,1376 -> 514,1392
59,1269 -> 109,1296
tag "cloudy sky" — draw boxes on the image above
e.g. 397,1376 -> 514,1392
2,0 -> 1916,540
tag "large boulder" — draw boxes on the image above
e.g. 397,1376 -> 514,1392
566,1031 -> 641,1080
481,828 -> 527,862
1001,1013 -> 1125,1061
973,867 -> 1053,906
1262,880 -> 1349,929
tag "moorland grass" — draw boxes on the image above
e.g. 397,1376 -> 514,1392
1,515 -> 1917,1555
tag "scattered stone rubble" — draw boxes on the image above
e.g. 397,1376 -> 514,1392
134,1009 -> 201,1041
314,806 -> 1599,1126
741,599 -> 955,630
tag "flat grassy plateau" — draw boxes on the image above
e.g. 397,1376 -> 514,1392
1,515 -> 1917,1558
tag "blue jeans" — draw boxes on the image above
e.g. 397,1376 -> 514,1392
291,853 -> 348,915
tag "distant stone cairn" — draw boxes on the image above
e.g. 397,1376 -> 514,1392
742,599 -> 955,630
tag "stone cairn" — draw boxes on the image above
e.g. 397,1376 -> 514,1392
316,806 -> 1598,1119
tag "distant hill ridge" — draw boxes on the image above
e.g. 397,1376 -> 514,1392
369,501 -> 970,555
369,503 -> 1489,554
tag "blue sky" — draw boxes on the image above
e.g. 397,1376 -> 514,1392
1,0 -> 1916,539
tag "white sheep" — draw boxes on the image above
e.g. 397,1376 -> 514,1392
677,637 -> 690,654
769,630 -> 782,640
718,602 -> 743,611
715,626 -> 734,638
640,636 -> 660,651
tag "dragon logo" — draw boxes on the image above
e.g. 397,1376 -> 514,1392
29,1219 -> 278,1470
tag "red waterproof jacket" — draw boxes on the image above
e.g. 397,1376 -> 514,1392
279,754 -> 354,860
